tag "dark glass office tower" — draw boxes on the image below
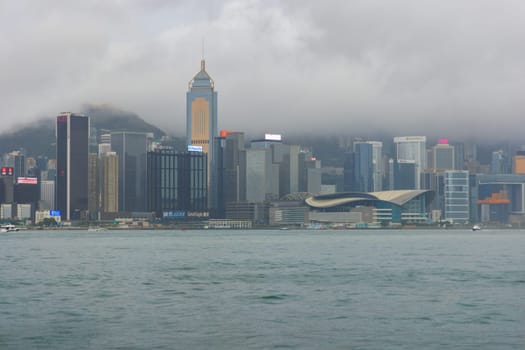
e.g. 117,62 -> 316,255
211,131 -> 246,218
12,152 -> 26,179
147,149 -> 207,219
56,113 -> 89,221
353,142 -> 374,192
394,160 -> 416,190
111,132 -> 150,212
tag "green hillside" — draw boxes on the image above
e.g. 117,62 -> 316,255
0,106 -> 167,158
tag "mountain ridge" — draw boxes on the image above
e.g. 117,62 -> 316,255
0,105 -> 167,158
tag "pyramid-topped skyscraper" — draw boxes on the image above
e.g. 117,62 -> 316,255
186,59 -> 218,210
186,59 -> 218,158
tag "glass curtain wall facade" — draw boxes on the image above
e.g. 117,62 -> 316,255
111,132 -> 149,212
433,144 -> 455,170
147,150 -> 207,219
394,136 -> 426,189
353,142 -> 374,192
369,141 -> 383,191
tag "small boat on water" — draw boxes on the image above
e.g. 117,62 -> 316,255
472,225 -> 481,231
87,226 -> 108,232
1,224 -> 19,233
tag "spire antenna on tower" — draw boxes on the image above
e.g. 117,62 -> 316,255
201,38 -> 206,70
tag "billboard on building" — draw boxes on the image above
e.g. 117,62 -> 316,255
17,177 -> 38,185
50,210 -> 62,217
264,134 -> 282,141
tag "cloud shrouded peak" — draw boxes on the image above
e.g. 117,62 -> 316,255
1,0 -> 525,140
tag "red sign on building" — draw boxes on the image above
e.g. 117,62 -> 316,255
1,167 -> 13,176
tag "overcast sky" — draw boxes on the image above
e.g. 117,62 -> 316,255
1,0 -> 525,140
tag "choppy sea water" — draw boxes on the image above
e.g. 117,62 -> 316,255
0,229 -> 524,349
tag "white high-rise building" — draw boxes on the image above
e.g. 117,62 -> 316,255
444,170 -> 469,224
394,136 -> 426,189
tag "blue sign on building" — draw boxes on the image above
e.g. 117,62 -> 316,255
49,210 -> 62,217
187,145 -> 203,152
163,211 -> 186,219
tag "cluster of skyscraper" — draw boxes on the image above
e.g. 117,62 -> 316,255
22,59 -> 321,225
3,59 -> 525,227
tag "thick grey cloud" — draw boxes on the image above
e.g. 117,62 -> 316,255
1,0 -> 525,139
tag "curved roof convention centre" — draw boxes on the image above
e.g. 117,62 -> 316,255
305,190 -> 433,209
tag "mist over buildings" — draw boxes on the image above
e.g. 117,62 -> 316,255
1,0 -> 525,140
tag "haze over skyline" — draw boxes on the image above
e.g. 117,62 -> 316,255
2,0 -> 525,139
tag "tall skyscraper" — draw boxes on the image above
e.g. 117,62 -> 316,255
393,160 -> 417,190
223,132 -> 246,203
491,150 -> 507,174
111,131 -> 150,212
101,152 -> 119,213
0,170 -> 15,204
5,150 -> 26,179
88,153 -> 99,220
368,141 -> 383,191
212,131 -> 246,218
344,141 -> 381,192
298,151 -> 321,194
250,136 -> 301,197
272,143 -> 300,197
353,142 -> 374,192
394,136 -> 426,189
422,169 -> 446,213
453,142 -> 465,170
186,59 -> 218,189
245,148 -> 279,202
56,113 -> 89,221
432,140 -> 455,170
444,170 -> 469,224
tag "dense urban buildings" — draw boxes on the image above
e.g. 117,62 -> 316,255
4,119 -> 525,228
4,61 -> 525,229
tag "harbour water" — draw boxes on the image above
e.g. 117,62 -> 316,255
1,229 -> 524,349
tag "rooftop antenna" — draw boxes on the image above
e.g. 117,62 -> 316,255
201,37 -> 205,70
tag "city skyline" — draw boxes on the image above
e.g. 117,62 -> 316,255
3,3 -> 525,345
3,107 -> 525,226
2,1 -> 525,140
